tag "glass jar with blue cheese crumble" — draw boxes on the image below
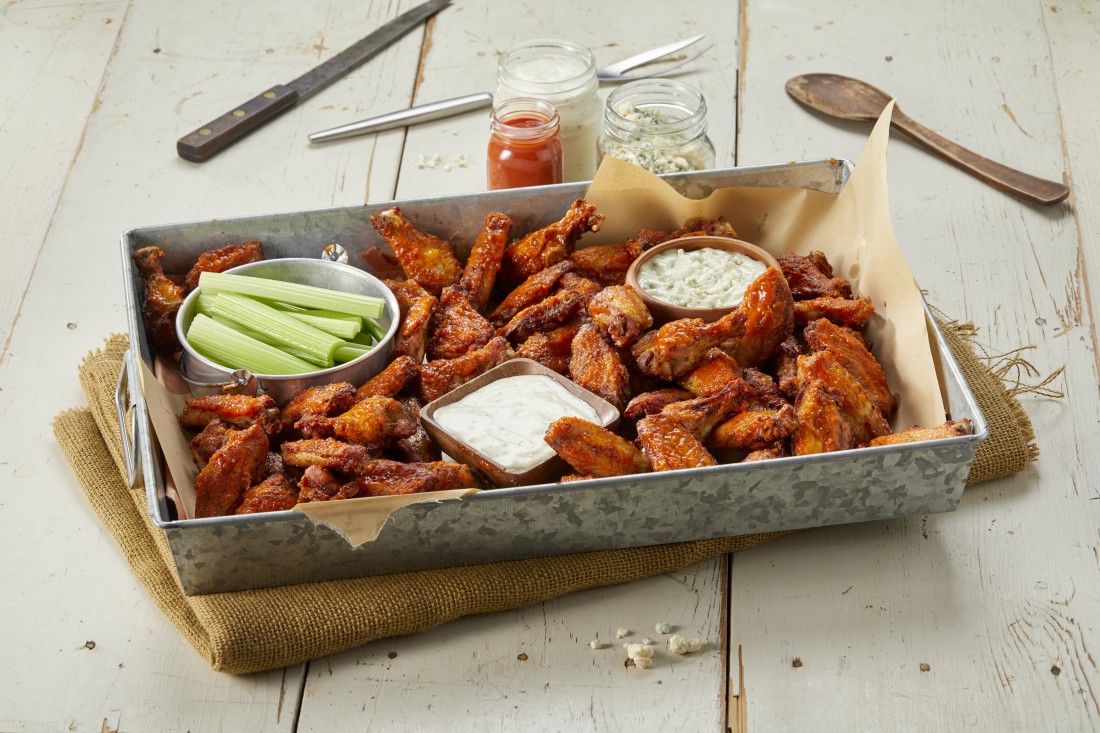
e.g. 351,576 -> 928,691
597,78 -> 715,175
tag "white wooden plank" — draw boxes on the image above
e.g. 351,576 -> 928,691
732,0 -> 1099,729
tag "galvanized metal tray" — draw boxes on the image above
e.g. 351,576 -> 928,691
119,159 -> 988,595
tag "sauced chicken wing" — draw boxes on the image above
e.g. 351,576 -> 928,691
795,350 -> 892,446
355,355 -> 419,401
325,396 -> 417,450
792,379 -> 852,455
189,418 -> 231,469
636,217 -> 739,251
391,294 -> 436,364
516,320 -> 583,375
354,459 -> 481,497
488,261 -> 574,329
568,240 -> 641,286
623,388 -> 696,420
677,348 -> 742,396
632,309 -> 746,381
132,246 -> 184,354
636,414 -> 717,471
235,473 -> 299,514
742,445 -> 788,462
179,394 -> 280,434
706,404 -> 799,452
427,286 -> 496,360
281,438 -> 369,473
720,267 -> 794,368
777,251 -> 853,300
371,207 -> 462,295
383,278 -> 431,318
793,296 -> 875,328
658,379 -> 756,443
182,241 -> 263,293
391,397 -> 441,463
498,283 -> 588,344
803,317 -> 897,417
280,382 -> 356,433
297,465 -> 359,503
771,335 -> 804,399
500,199 -> 604,284
194,423 -> 269,518
587,284 -> 652,348
868,419 -> 972,446
569,323 -> 630,411
458,212 -> 512,312
544,416 -> 651,477
418,336 -> 514,403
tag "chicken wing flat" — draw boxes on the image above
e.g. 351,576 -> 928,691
792,379 -> 852,455
355,355 -> 419,401
637,217 -> 739,251
777,251 -> 853,300
569,323 -> 630,411
500,199 -> 604,284
632,309 -> 746,381
720,267 -> 794,368
383,278 -> 431,317
391,294 -> 436,364
354,458 -> 481,497
235,473 -> 299,514
658,379 -> 756,443
487,261 -> 574,329
771,334 -> 804,400
132,245 -> 184,354
742,445 -> 788,462
795,350 -> 892,445
391,397 -> 442,463
280,382 -> 356,433
587,284 -> 653,348
568,240 -> 641,286
331,396 -> 417,450
297,465 -> 359,503
371,207 -> 462,295
793,296 -> 875,328
194,423 -> 270,518
499,283 -> 588,344
281,438 -> 369,473
868,419 -> 972,447
189,418 -> 231,469
427,286 -> 496,361
179,394 -> 280,434
418,335 -> 514,402
636,414 -> 717,471
740,367 -> 790,410
803,317 -> 897,417
516,320 -> 583,375
623,388 -> 695,420
182,241 -> 263,293
544,416 -> 651,477
706,404 -> 799,452
458,212 -> 512,312
677,348 -> 742,397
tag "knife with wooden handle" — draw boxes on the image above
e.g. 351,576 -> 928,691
176,0 -> 451,163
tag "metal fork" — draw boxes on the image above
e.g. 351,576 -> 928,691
309,37 -> 712,143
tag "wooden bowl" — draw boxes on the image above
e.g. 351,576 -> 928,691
624,235 -> 780,323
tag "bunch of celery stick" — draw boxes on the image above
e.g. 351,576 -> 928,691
185,271 -> 387,375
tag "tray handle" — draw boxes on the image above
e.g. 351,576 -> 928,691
115,349 -> 141,489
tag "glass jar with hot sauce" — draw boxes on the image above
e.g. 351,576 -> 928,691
486,97 -> 565,191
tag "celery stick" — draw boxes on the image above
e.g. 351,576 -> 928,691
186,314 -> 316,375
266,303 -> 362,339
207,292 -> 342,367
348,331 -> 376,347
361,316 -> 386,342
334,344 -> 373,363
210,315 -> 320,365
199,270 -> 385,319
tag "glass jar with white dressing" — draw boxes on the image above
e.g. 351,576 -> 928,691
496,39 -> 601,183
597,78 -> 716,175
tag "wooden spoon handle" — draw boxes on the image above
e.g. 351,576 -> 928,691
889,109 -> 1069,205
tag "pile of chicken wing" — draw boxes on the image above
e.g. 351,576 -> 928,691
143,200 -> 969,518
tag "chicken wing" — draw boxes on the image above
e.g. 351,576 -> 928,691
458,212 -> 512,312
500,199 -> 604,283
281,438 -> 369,473
330,396 -> 417,450
777,251 -> 852,300
632,309 -> 746,380
189,418 -> 231,469
354,459 -> 481,497
544,416 -> 651,477
296,465 -> 359,503
623,388 -> 696,420
179,394 -> 280,434
568,240 -> 641,286
487,261 -> 574,329
796,349 -> 892,445
498,283 -> 588,344
280,382 -> 356,434
720,267 -> 794,368
132,245 -> 184,355
516,320 -> 583,375
569,323 -> 630,411
391,294 -> 436,364
636,217 -> 739,251
418,335 -> 514,402
868,419 -> 972,446
371,207 -> 462,295
383,278 -> 431,318
658,379 -> 755,443
706,404 -> 799,452
677,348 -> 742,396
355,355 -> 419,401
791,379 -> 852,455
803,317 -> 897,417
587,284 -> 653,348
182,241 -> 263,293
771,335 -> 804,400
235,473 -> 299,514
793,296 -> 875,328
636,414 -> 717,471
391,397 -> 442,463
427,286 -> 496,360
742,445 -> 788,462
194,423 -> 269,518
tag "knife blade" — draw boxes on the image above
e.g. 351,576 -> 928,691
176,0 -> 451,163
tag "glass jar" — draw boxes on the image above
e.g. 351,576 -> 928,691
597,79 -> 716,175
495,39 -> 601,183
486,97 -> 564,191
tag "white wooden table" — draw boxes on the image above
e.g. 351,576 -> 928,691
3,1 -> 1097,730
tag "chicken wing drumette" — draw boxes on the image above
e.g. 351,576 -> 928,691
371,207 -> 463,295
500,199 -> 604,284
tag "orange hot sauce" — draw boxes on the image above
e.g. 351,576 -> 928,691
486,97 -> 565,191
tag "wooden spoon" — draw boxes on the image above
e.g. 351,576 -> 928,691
785,73 -> 1070,205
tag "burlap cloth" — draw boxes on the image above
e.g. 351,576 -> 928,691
52,319 -> 1051,675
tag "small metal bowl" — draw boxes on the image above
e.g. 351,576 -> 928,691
420,358 -> 620,488
175,258 -> 399,404
624,235 -> 780,324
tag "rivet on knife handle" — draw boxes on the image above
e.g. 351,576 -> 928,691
177,85 -> 300,163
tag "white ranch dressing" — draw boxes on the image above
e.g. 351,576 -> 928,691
637,247 -> 767,308
433,374 -> 599,471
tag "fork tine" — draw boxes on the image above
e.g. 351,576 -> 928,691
597,43 -> 713,82
597,35 -> 707,77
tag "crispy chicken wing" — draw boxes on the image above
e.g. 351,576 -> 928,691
235,473 -> 299,514
427,286 -> 496,360
796,349 -> 892,445
771,335 -> 804,400
391,294 -> 436,364
189,418 -> 231,469
658,379 -> 756,443
706,404 -> 799,452
568,240 -> 641,286
458,212 -> 512,312
742,445 -> 788,462
636,217 -> 739,251
391,397 -> 441,463
793,296 -> 875,328
354,459 -> 481,497
280,382 -> 356,433
487,261 -> 574,329
182,241 -> 263,293
132,245 -> 184,354
587,284 -> 652,348
791,379 -> 852,455
623,388 -> 696,420
720,267 -> 794,368
516,320 -> 583,375
281,438 -> 369,473
544,416 -> 651,477
297,465 -> 359,503
632,309 -> 746,380
777,251 -> 852,300
327,396 -> 417,450
179,394 -> 280,434
868,419 -> 972,447
500,199 -> 604,283
498,283 -> 588,344
803,317 -> 897,417
194,423 -> 269,518
677,348 -> 742,396
371,207 -> 462,295
383,278 -> 431,318
569,323 -> 630,411
636,414 -> 717,471
355,355 -> 419,401
418,335 -> 514,402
